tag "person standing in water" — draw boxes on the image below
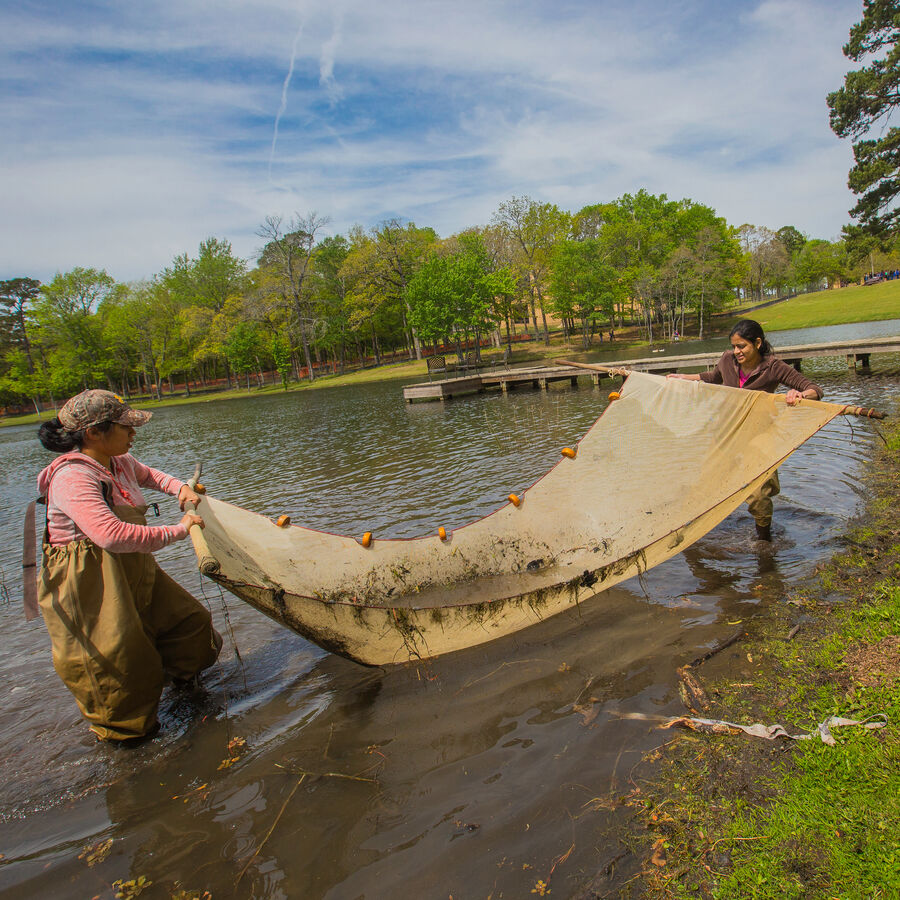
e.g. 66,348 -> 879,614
35,390 -> 223,743
667,319 -> 823,541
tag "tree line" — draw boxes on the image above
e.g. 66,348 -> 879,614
0,191 -> 880,412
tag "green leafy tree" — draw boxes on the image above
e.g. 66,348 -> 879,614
269,332 -> 293,389
180,306 -> 220,386
223,321 -> 262,391
407,233 -> 502,360
311,235 -> 352,373
340,230 -> 390,366
492,196 -> 570,345
548,239 -> 619,348
406,255 -> 458,347
776,225 -> 807,257
482,267 -> 520,350
589,191 -> 682,341
1,348 -> 47,413
828,1 -> 900,241
101,284 -> 170,400
685,223 -> 743,338
159,238 -> 247,389
100,293 -> 142,397
737,225 -> 790,301
257,212 -> 328,381
33,267 -> 119,390
793,239 -> 850,290
371,220 -> 437,360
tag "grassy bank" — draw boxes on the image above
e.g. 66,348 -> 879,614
615,417 -> 900,898
756,278 -> 900,332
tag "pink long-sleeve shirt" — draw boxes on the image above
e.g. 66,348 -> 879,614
37,451 -> 188,552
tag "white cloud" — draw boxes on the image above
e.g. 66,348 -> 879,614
0,0 -> 864,281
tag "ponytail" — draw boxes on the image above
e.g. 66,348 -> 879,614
38,417 -> 112,453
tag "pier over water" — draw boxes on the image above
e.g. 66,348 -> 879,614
402,336 -> 900,402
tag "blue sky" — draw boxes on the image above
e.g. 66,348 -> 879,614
0,0 -> 863,282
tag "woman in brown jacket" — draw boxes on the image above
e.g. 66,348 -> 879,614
668,319 -> 823,541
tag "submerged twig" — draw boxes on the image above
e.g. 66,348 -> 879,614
455,659 -> 545,694
236,774 -> 307,885
685,627 -> 745,670
274,764 -> 378,784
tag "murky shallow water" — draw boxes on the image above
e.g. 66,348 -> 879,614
0,337 -> 898,898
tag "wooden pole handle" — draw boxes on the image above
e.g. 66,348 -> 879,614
554,358 -> 633,377
839,405 -> 887,420
186,463 -> 220,575
555,360 -> 889,420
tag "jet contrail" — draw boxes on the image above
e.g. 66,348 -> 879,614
269,16 -> 306,181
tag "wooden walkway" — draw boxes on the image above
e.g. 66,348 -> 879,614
402,336 -> 900,402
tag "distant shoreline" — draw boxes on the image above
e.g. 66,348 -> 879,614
4,281 -> 898,429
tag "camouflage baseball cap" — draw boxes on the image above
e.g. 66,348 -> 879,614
58,390 -> 152,431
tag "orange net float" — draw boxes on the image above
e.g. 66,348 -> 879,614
561,447 -> 577,459
361,532 -> 373,548
608,391 -> 621,401
275,515 -> 291,528
438,526 -> 448,541
508,493 -> 522,508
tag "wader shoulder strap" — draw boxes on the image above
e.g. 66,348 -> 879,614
23,497 -> 44,621
23,464 -> 116,621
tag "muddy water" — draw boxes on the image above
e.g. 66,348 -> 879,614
0,343 -> 897,899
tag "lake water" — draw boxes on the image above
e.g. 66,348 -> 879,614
0,323 -> 898,898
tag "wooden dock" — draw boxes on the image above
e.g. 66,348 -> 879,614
402,336 -> 900,402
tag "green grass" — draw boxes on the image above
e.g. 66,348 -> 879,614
711,579 -> 900,898
755,279 -> 900,332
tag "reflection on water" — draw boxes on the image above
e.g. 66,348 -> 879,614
0,326 -> 897,898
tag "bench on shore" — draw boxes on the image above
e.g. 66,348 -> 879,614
426,355 -> 449,380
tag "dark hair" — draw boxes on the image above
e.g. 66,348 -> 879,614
38,417 -> 113,453
729,319 -> 772,356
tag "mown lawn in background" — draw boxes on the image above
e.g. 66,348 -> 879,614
755,278 -> 900,332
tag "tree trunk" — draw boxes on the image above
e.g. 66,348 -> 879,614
299,331 -> 316,382
371,321 -> 381,366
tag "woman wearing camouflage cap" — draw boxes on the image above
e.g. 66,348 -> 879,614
34,389 -> 223,743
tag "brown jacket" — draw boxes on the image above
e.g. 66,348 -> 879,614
699,351 -> 823,399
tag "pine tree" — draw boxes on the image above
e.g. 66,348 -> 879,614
828,1 -> 900,242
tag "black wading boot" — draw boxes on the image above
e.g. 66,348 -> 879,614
755,522 -> 772,542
